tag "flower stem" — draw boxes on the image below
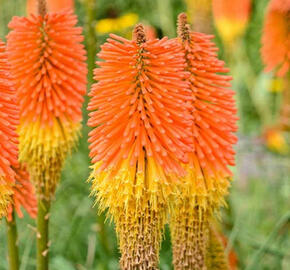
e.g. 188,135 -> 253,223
6,211 -> 20,270
37,198 -> 51,270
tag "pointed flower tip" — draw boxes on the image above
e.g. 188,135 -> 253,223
133,23 -> 147,45
178,12 -> 188,23
177,12 -> 191,41
38,0 -> 47,16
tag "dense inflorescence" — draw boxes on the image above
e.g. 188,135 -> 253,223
7,165 -> 37,221
0,40 -> 19,218
88,24 -> 193,269
170,13 -> 238,269
177,13 -> 238,214
7,10 -> 87,199
261,0 -> 290,77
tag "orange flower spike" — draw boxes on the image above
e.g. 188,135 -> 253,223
261,0 -> 290,77
0,40 -> 19,218
212,0 -> 252,43
7,2 -> 87,199
27,0 -> 74,15
88,24 -> 193,269
7,165 -> 37,222
170,13 -> 238,270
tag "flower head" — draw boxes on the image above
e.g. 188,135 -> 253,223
212,0 -> 251,43
0,40 -> 19,218
7,5 -> 87,198
88,24 -> 192,268
264,128 -> 289,154
177,13 -> 238,213
170,14 -> 238,269
261,0 -> 290,77
95,13 -> 139,35
27,0 -> 74,15
7,165 -> 37,221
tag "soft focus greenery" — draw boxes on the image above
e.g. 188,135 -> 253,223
0,0 -> 289,269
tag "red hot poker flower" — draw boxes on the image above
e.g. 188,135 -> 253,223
0,40 -> 19,218
261,0 -> 290,77
7,165 -> 37,222
169,13 -> 238,269
7,8 -> 87,198
88,24 -> 193,269
212,0 -> 252,43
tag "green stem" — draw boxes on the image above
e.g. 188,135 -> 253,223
85,0 -> 97,82
37,198 -> 51,270
6,211 -> 20,270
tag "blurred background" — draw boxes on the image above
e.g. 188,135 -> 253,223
0,0 -> 289,269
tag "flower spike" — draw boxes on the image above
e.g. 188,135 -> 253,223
261,0 -> 290,77
212,0 -> 252,44
169,13 -> 238,269
7,7 -> 87,199
7,2 -> 87,268
0,40 -> 19,218
88,23 -> 193,269
7,165 -> 37,222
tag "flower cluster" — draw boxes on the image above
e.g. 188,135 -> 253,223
261,0 -> 290,77
0,40 -> 19,218
7,8 -> 87,199
88,24 -> 193,268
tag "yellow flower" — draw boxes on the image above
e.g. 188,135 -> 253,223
215,18 -> 248,44
266,129 -> 289,154
95,13 -> 139,34
269,77 -> 284,93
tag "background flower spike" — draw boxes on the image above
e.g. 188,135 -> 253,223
169,13 -> 238,270
88,23 -> 193,269
7,0 -> 87,201
7,165 -> 37,222
7,0 -> 87,268
0,39 -> 19,219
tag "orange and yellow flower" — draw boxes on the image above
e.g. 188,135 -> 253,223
170,13 -> 238,269
26,0 -> 74,15
88,24 -> 193,268
212,0 -> 252,43
7,8 -> 87,199
264,128 -> 289,154
7,165 -> 37,222
0,40 -> 19,218
261,0 -> 290,77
